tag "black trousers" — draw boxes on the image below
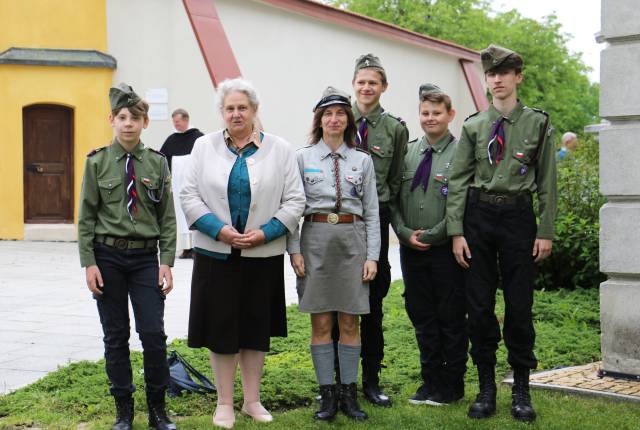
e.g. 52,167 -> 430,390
400,244 -> 467,391
463,193 -> 538,369
94,243 -> 169,398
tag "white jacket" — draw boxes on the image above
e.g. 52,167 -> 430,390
180,130 -> 305,257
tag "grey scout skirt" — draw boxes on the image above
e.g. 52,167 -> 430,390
297,219 -> 370,315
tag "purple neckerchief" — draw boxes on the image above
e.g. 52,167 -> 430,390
410,146 -> 433,192
487,116 -> 506,165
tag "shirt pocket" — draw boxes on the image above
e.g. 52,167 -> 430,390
474,145 -> 493,181
370,144 -> 394,175
140,176 -> 162,202
432,173 -> 449,199
345,171 -> 364,198
98,177 -> 122,204
303,174 -> 326,199
510,148 -> 535,177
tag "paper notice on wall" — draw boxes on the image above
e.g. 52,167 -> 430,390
145,88 -> 169,104
148,103 -> 169,121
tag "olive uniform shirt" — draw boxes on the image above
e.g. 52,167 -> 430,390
446,102 -> 557,240
353,103 -> 409,205
78,139 -> 177,267
392,131 -> 457,247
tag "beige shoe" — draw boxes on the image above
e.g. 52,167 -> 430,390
212,404 -> 235,429
241,401 -> 273,423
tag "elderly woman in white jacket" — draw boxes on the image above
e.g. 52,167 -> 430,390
181,78 -> 305,429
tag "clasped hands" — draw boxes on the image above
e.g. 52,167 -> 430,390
217,225 -> 266,249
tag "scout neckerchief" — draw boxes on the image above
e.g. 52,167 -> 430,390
356,118 -> 368,151
330,153 -> 342,212
411,146 -> 433,192
487,116 -> 506,165
125,153 -> 138,220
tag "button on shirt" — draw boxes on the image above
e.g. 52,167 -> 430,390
287,139 -> 381,261
391,131 -> 457,247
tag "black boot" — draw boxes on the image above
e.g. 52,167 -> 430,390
467,365 -> 496,419
362,365 -> 392,407
314,385 -> 338,421
339,383 -> 368,420
512,368 -> 536,422
112,395 -> 134,430
147,393 -> 177,430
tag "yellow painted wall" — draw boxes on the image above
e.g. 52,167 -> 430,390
0,0 -> 111,239
0,0 -> 107,52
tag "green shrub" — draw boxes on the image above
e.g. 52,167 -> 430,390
537,135 -> 606,290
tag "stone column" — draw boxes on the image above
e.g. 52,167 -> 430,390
599,0 -> 640,377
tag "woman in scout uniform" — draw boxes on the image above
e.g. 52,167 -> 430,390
180,78 -> 305,429
350,53 -> 408,406
288,87 -> 380,421
391,84 -> 467,406
78,83 -> 177,430
446,45 -> 557,422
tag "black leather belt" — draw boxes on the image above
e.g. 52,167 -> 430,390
94,235 -> 158,250
470,188 -> 531,206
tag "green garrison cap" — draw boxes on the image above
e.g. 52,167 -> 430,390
313,86 -> 351,112
354,53 -> 387,80
480,44 -> 523,73
109,82 -> 142,111
418,83 -> 443,99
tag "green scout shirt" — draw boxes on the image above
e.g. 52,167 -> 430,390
391,131 -> 457,247
353,103 -> 409,204
446,102 -> 557,240
77,139 -> 177,267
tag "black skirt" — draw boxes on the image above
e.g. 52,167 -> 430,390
187,250 -> 287,353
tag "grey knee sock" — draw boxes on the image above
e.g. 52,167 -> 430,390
338,343 -> 361,385
311,343 -> 335,386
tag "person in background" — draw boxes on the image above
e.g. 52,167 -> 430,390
557,131 -> 578,160
78,83 -> 177,430
180,78 -> 305,429
391,84 -> 467,406
160,109 -> 204,259
446,44 -> 557,423
288,87 -> 380,422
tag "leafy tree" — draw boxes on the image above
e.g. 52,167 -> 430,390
328,0 -> 599,136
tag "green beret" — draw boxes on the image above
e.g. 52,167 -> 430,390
480,44 -> 523,73
354,53 -> 387,80
109,82 -> 142,112
419,83 -> 443,99
313,86 -> 351,112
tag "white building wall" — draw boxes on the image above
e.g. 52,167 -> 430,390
107,0 -> 480,149
107,0 -> 221,149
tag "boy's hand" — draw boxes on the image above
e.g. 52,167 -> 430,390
408,230 -> 430,251
159,264 -> 173,294
533,239 -> 553,262
85,265 -> 104,295
452,235 -> 471,269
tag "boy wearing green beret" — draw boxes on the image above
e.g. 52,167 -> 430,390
78,83 -> 177,430
446,45 -> 557,422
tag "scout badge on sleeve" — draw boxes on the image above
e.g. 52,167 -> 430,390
167,350 -> 216,397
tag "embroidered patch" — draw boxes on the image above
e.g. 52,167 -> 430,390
435,173 -> 444,181
515,151 -> 525,159
142,177 -> 151,185
372,145 -> 381,151
351,187 -> 359,197
440,185 -> 448,196
519,165 -> 528,176
304,168 -> 323,173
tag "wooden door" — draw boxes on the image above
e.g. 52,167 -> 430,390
23,105 -> 74,223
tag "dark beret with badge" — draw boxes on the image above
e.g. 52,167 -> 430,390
313,86 -> 352,112
354,53 -> 387,82
109,82 -> 142,112
480,44 -> 523,73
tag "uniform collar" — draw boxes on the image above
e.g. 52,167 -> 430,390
316,139 -> 349,160
111,138 -> 145,161
423,130 -> 454,154
224,128 -> 262,152
488,100 -> 524,124
353,102 -> 384,127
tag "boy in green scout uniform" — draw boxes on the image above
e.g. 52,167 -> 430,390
78,83 -> 177,430
391,84 -> 467,406
350,53 -> 408,406
446,45 -> 557,422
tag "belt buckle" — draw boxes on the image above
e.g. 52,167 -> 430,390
494,195 -> 506,205
327,213 -> 339,225
114,238 -> 128,250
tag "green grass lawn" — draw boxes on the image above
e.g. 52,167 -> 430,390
2,283 -> 639,429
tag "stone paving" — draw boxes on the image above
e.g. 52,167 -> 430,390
503,361 -> 640,402
0,240 -> 402,395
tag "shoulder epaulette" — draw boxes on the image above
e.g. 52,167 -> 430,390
464,111 -> 480,122
148,147 -> 166,157
355,147 -> 371,155
86,146 -> 106,157
530,107 -> 549,117
296,145 -> 313,151
385,112 -> 407,127
408,137 -> 419,144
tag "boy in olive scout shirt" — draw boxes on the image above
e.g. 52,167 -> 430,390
446,45 -> 557,422
391,84 -> 467,406
350,53 -> 408,406
78,83 -> 177,430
